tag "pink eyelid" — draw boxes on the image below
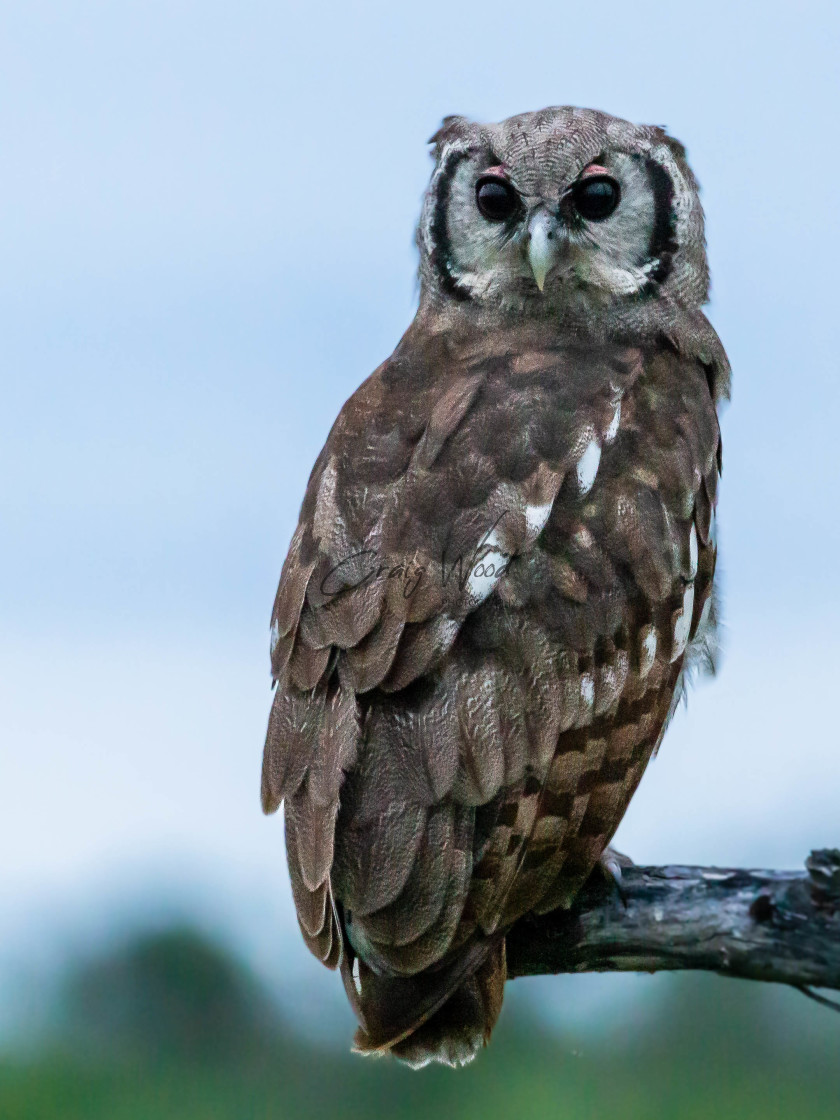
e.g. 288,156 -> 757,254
480,163 -> 612,187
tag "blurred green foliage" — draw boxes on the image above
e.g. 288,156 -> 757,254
1,926 -> 838,1120
56,928 -> 277,1065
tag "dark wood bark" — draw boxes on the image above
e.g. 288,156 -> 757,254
505,849 -> 840,1004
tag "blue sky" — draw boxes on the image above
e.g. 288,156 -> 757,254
2,0 -> 839,1038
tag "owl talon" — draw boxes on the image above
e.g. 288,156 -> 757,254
599,847 -> 634,907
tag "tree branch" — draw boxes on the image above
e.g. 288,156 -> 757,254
505,849 -> 840,1002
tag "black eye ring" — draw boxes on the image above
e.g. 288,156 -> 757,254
571,175 -> 621,222
475,175 -> 520,222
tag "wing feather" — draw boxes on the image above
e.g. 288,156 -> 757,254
260,682 -> 325,813
331,801 -> 428,917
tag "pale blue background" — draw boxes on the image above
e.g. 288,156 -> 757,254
2,0 -> 838,1039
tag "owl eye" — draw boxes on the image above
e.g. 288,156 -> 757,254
475,176 -> 520,222
571,175 -> 621,221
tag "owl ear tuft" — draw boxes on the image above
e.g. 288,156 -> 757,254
428,115 -> 472,159
662,134 -> 689,163
648,125 -> 689,165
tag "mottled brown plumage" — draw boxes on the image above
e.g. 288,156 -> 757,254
261,106 -> 730,1067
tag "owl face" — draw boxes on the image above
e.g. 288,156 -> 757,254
418,107 -> 709,321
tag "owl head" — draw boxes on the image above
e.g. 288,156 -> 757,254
417,107 -> 709,327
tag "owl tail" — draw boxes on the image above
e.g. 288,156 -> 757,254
340,935 -> 507,1069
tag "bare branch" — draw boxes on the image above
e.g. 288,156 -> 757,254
505,849 -> 840,1002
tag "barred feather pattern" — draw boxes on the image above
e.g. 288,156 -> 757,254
261,309 -> 726,1065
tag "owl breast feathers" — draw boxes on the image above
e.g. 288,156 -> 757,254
261,106 -> 730,1068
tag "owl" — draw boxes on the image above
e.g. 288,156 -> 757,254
261,106 -> 729,1067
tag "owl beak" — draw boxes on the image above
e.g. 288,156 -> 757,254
526,210 -> 558,292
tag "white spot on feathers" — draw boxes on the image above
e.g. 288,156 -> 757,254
688,523 -> 698,579
573,525 -> 595,550
525,500 -> 554,538
352,957 -> 362,995
580,673 -> 595,712
605,399 -> 621,443
270,619 -> 280,655
576,438 -> 601,495
639,626 -> 657,678
465,528 -> 509,605
671,583 -> 695,661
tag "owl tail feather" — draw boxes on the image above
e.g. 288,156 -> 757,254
341,935 -> 507,1069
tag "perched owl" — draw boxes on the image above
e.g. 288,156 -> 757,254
261,106 -> 729,1067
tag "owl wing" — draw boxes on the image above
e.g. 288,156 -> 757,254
261,318 -> 726,1047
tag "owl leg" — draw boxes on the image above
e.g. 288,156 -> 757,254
598,846 -> 634,906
